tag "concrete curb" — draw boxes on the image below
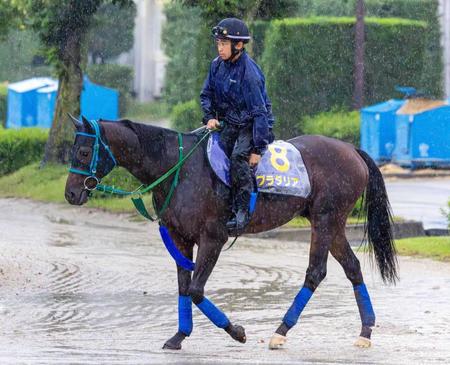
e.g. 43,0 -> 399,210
382,172 -> 450,179
248,220 -> 426,244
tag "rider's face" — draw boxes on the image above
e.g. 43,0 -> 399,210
216,39 -> 232,60
216,39 -> 243,60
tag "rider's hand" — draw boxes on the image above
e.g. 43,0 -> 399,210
206,119 -> 220,130
249,153 -> 261,167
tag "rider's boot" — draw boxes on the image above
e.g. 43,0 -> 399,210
226,207 -> 250,236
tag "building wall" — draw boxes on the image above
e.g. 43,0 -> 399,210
118,0 -> 167,102
439,0 -> 450,98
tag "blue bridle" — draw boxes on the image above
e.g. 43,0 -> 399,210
69,119 -> 117,189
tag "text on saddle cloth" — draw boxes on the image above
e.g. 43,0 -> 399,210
207,132 -> 311,198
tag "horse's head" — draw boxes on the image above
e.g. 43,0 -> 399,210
65,115 -> 117,205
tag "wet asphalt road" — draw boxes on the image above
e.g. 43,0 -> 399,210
0,198 -> 449,364
385,177 -> 450,230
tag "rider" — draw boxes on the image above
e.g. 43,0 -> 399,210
200,18 -> 275,234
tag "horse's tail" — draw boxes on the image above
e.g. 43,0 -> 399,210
356,149 -> 398,284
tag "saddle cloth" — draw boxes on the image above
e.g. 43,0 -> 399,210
206,132 -> 311,198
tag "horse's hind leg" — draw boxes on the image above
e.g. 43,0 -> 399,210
330,230 -> 375,348
163,233 -> 194,350
269,212 -> 336,349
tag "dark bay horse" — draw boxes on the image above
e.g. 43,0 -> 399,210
65,117 -> 397,350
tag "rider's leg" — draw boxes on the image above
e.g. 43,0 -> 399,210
227,124 -> 253,233
220,122 -> 240,211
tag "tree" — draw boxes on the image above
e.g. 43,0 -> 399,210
87,2 -> 136,64
353,0 -> 365,109
176,0 -> 298,104
0,1 -> 21,40
21,0 -> 134,164
180,0 -> 298,24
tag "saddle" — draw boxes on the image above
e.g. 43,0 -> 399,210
206,132 -> 311,198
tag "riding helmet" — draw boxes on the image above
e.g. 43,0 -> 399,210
212,18 -> 251,44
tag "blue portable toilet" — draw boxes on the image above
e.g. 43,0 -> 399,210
6,77 -> 57,128
81,76 -> 118,121
36,83 -> 58,128
7,76 -> 118,129
360,99 -> 405,163
393,100 -> 450,167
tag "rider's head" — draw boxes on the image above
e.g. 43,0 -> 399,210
212,18 -> 251,62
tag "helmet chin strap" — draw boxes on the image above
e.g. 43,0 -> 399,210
226,41 -> 243,62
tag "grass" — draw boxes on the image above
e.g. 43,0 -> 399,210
395,236 -> 450,261
285,216 -> 366,228
0,163 -> 153,213
285,216 -> 404,228
124,100 -> 170,121
1,162 -> 409,227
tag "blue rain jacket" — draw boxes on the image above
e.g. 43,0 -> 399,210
200,51 -> 275,151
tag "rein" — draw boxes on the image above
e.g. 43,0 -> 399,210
69,119 -> 212,221
69,120 -> 232,273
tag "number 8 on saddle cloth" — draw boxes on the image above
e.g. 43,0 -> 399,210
206,132 -> 311,199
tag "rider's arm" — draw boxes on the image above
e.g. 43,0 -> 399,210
242,69 -> 270,155
200,62 -> 216,125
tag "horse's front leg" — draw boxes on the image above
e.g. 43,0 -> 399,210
163,232 -> 194,350
189,230 -> 246,344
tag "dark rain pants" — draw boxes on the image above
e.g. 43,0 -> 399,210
220,122 -> 254,212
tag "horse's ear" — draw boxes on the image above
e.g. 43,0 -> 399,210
81,115 -> 94,133
67,113 -> 82,129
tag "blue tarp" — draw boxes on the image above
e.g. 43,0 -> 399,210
80,76 -> 118,122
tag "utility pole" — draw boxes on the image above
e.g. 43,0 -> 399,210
353,0 -> 365,109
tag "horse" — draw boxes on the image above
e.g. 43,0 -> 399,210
65,116 -> 398,350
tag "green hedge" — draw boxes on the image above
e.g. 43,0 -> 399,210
302,110 -> 360,146
262,17 -> 427,138
0,29 -> 54,83
0,83 -> 6,128
295,0 -> 442,98
249,21 -> 270,62
86,64 -> 134,117
170,99 -> 203,132
0,128 -> 48,176
162,3 -> 203,107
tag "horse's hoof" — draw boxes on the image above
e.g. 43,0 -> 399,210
162,332 -> 186,350
162,340 -> 182,350
269,333 -> 287,350
227,324 -> 247,343
354,336 -> 371,348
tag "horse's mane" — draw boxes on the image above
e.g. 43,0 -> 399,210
116,119 -> 176,158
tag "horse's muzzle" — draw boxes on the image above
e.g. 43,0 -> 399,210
65,189 -> 89,205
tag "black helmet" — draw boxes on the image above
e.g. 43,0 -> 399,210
212,18 -> 251,44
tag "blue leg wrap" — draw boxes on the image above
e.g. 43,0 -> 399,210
178,295 -> 193,336
249,191 -> 258,214
195,297 -> 230,329
354,284 -> 376,327
283,286 -> 314,328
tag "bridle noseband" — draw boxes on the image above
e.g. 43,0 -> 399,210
69,119 -> 117,191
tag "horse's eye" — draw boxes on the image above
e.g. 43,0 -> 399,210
81,151 -> 89,157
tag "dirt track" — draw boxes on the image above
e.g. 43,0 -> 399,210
0,198 -> 449,364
